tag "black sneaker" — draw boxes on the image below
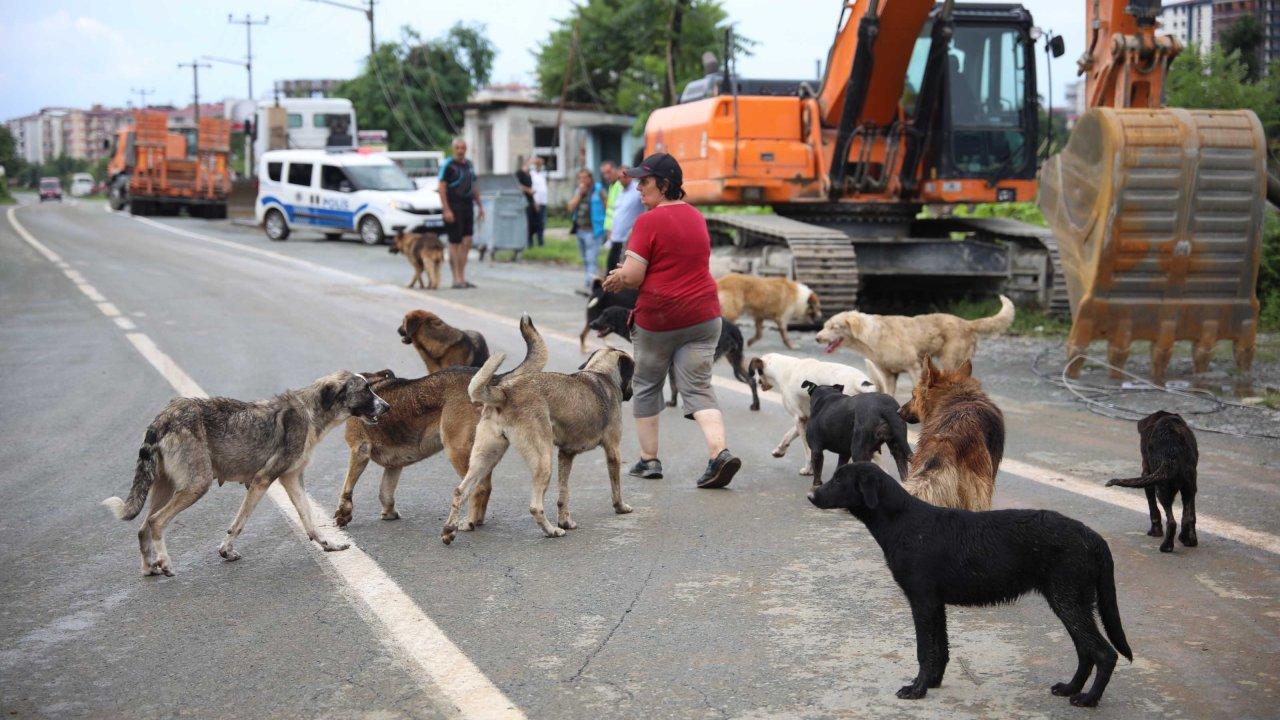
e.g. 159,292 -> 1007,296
628,458 -> 663,479
696,450 -> 741,489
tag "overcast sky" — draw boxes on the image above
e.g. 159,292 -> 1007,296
0,0 -> 1083,120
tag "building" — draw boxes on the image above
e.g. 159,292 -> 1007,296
1161,0 -> 1215,53
457,84 -> 640,205
1063,79 -> 1088,128
6,105 -> 133,164
6,109 -> 67,164
1213,0 -> 1280,67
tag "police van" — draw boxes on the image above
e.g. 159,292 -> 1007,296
255,149 -> 443,245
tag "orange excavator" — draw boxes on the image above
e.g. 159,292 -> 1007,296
643,0 -> 1266,381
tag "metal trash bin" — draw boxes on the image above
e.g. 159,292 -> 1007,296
474,174 -> 530,260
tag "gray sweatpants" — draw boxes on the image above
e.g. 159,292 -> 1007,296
632,317 -> 721,419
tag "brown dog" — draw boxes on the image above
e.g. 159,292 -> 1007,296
335,317 -> 548,529
390,229 -> 445,290
897,356 -> 1004,511
398,309 -> 490,373
716,273 -> 821,349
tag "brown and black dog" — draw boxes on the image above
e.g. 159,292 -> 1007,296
398,309 -> 490,373
389,229 -> 445,290
897,356 -> 1004,510
1107,410 -> 1199,553
337,316 -> 547,529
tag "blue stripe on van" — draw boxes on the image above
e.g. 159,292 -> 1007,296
260,196 -> 372,229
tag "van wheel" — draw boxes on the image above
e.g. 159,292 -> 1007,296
359,216 -> 385,246
264,209 -> 290,241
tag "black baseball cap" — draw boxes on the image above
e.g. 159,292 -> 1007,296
625,153 -> 682,185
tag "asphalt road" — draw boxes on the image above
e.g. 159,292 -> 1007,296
2,197 -> 1278,719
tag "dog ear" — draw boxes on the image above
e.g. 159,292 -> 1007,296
832,384 -> 844,394
919,354 -> 936,383
801,380 -> 817,393
578,349 -> 599,371
956,359 -> 973,378
320,381 -> 346,411
616,354 -> 635,401
856,466 -> 880,510
747,357 -> 763,377
402,311 -> 424,339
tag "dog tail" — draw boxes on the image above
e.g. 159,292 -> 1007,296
1106,462 -> 1173,489
1095,540 -> 1133,661
103,424 -> 160,520
968,295 -> 1015,336
510,314 -> 548,378
468,352 -> 508,406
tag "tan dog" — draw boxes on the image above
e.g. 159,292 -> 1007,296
716,273 -> 822,349
815,296 -> 1014,396
103,372 -> 389,576
897,356 -> 1004,511
389,229 -> 445,290
441,326 -> 635,544
398,309 -> 490,373
335,317 -> 547,529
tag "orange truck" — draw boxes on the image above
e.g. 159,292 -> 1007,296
106,110 -> 232,218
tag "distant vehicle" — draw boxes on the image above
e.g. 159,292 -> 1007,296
38,177 -> 62,202
255,149 -> 443,245
385,151 -> 444,192
69,173 -> 95,197
105,110 -> 232,217
253,98 -> 357,163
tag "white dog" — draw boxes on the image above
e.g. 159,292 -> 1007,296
747,353 -> 879,475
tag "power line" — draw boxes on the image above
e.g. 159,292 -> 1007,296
130,87 -> 155,109
399,39 -> 460,136
227,13 -> 269,100
394,37 -> 454,141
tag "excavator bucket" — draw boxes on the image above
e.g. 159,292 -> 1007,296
1038,107 -> 1265,384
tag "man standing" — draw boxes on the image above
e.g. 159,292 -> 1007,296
515,157 -> 539,249
438,137 -> 484,288
600,160 -> 620,271
606,166 -> 643,272
529,156 -> 548,247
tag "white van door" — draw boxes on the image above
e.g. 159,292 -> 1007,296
284,161 -> 319,226
316,163 -> 359,231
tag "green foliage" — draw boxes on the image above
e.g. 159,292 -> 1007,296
939,297 -> 1070,336
1261,211 -> 1280,332
534,0 -> 747,131
334,23 -> 495,151
521,235 -> 609,267
1166,46 -> 1280,145
15,155 -> 97,189
1220,16 -> 1265,82
952,202 -> 1046,226
0,126 -> 22,177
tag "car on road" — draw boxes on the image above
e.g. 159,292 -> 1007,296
255,149 -> 444,245
69,173 -> 95,197
385,150 -> 443,192
38,177 -> 63,202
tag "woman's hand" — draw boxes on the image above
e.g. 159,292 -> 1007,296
602,268 -> 625,293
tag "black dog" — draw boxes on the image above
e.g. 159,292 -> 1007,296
803,382 -> 911,485
580,278 -> 638,353
590,305 -> 760,411
809,463 -> 1132,707
1107,410 -> 1199,553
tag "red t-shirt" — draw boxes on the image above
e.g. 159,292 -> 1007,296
626,203 -> 722,332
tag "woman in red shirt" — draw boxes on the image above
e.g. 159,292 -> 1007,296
601,153 -> 741,489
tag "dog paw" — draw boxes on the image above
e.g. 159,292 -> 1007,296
558,518 -> 578,530
319,539 -> 350,552
1180,532 -> 1198,547
895,684 -> 927,700
458,520 -> 476,532
545,527 -> 567,538
750,403 -> 760,411
1147,525 -> 1163,537
799,466 -> 813,477
1051,682 -> 1082,697
1069,693 -> 1099,707
615,503 -> 634,515
218,545 -> 241,562
149,558 -> 174,577
1159,542 -> 1175,553
771,447 -> 786,458
380,510 -> 400,521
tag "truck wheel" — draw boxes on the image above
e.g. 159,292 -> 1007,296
358,216 -> 385,246
109,178 -> 129,211
264,209 -> 290,241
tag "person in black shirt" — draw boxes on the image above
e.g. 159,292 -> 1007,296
438,137 -> 485,288
515,157 -> 541,249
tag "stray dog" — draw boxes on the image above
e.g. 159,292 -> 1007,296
581,277 -> 637,352
897,356 -> 1003,511
809,463 -> 1132,707
803,382 -> 911,484
815,296 -> 1014,395
746,352 -> 877,475
335,316 -> 548,528
1107,410 -> 1199,552
389,228 -> 445,290
441,327 -> 635,544
716,273 -> 822,349
399,309 -> 490,373
103,372 -> 389,576
589,305 -> 760,410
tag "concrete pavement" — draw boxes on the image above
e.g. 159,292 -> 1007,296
1,199 -> 1277,719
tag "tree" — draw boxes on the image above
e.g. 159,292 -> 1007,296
0,126 -> 23,177
1165,46 -> 1280,146
334,23 -> 496,151
1220,15 -> 1265,82
534,0 -> 748,130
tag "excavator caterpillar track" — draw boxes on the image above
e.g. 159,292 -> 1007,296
939,216 -> 1071,315
1039,107 -> 1266,384
704,214 -> 859,318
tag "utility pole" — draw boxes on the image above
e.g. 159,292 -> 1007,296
178,60 -> 212,125
307,0 -> 375,55
130,87 -> 155,109
226,13 -> 269,99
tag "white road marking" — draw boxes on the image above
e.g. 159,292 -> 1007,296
108,209 -> 1280,558
113,317 -> 137,331
10,206 -> 528,720
96,302 -> 121,317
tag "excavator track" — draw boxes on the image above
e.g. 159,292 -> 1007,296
939,216 -> 1072,316
704,214 -> 859,318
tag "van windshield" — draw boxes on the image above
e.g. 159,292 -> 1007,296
345,164 -> 415,191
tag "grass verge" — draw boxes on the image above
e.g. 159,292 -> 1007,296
521,236 -> 609,268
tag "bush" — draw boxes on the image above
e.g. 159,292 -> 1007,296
1261,211 -> 1280,331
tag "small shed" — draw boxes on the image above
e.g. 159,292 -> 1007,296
458,85 -> 641,206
